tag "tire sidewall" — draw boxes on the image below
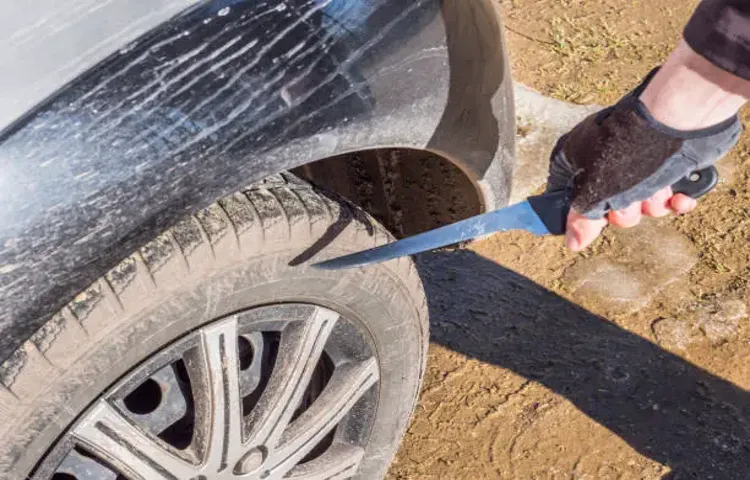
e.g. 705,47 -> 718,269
5,252 -> 425,479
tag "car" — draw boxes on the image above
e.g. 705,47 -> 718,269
0,0 -> 515,478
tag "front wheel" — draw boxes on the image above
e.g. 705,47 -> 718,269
0,174 -> 428,480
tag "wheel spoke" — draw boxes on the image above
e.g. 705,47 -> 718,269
244,307 -> 339,450
283,443 -> 366,480
267,358 -> 378,476
71,402 -> 196,480
185,316 -> 244,473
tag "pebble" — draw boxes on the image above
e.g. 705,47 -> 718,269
696,299 -> 747,345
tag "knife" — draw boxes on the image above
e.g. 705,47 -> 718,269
312,166 -> 719,270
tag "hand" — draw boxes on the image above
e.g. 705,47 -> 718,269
547,64 -> 741,252
549,42 -> 746,252
564,187 -> 697,251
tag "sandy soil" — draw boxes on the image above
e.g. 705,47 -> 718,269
388,1 -> 750,478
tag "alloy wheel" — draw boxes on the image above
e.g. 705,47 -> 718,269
34,304 -> 380,480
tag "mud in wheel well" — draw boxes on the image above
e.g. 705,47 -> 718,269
292,148 -> 483,239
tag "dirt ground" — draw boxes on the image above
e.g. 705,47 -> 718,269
388,0 -> 750,478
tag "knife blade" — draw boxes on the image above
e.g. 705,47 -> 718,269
312,166 -> 719,270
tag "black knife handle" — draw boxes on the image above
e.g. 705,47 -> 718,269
527,191 -> 570,236
671,166 -> 719,199
529,166 -> 719,236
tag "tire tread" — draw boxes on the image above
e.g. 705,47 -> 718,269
0,175 -> 429,418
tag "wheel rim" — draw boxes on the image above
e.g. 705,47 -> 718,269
35,304 -> 380,480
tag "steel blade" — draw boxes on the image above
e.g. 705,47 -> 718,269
313,198 -> 555,270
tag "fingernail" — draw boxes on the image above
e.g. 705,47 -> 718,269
565,232 -> 580,251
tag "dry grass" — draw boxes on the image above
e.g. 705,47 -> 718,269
500,0 -> 696,104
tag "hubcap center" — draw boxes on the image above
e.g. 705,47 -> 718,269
234,446 -> 268,475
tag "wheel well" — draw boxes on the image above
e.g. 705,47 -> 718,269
292,148 -> 483,239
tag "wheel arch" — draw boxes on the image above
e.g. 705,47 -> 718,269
0,0 -> 514,362
293,147 -> 489,239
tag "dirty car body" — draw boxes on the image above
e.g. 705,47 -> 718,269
0,0 -> 516,478
0,0 -> 514,379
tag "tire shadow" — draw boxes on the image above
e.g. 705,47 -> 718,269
288,196 -> 375,267
416,249 -> 750,479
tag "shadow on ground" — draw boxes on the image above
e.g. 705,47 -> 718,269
416,250 -> 750,479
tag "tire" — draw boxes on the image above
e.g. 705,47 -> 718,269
0,173 -> 428,479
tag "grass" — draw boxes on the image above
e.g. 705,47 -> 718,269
502,0 -> 681,104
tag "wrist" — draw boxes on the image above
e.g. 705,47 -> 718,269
639,40 -> 748,131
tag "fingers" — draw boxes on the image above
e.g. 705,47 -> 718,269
642,187 -> 697,216
565,190 -> 699,252
608,202 -> 642,228
641,187 -> 674,217
669,193 -> 698,214
565,210 -> 608,251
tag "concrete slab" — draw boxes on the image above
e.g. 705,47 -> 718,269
562,218 -> 699,316
510,83 -> 598,203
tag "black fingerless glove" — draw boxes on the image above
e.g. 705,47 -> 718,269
547,69 -> 743,219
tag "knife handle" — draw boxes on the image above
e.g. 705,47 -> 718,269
530,166 -> 719,236
527,191 -> 570,236
671,166 -> 718,199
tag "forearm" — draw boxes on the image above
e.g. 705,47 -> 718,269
639,40 -> 750,131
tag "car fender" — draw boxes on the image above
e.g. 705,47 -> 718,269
0,0 -> 514,361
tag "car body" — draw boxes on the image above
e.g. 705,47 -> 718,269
0,0 -> 515,478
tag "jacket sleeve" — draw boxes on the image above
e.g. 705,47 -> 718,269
684,0 -> 750,81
